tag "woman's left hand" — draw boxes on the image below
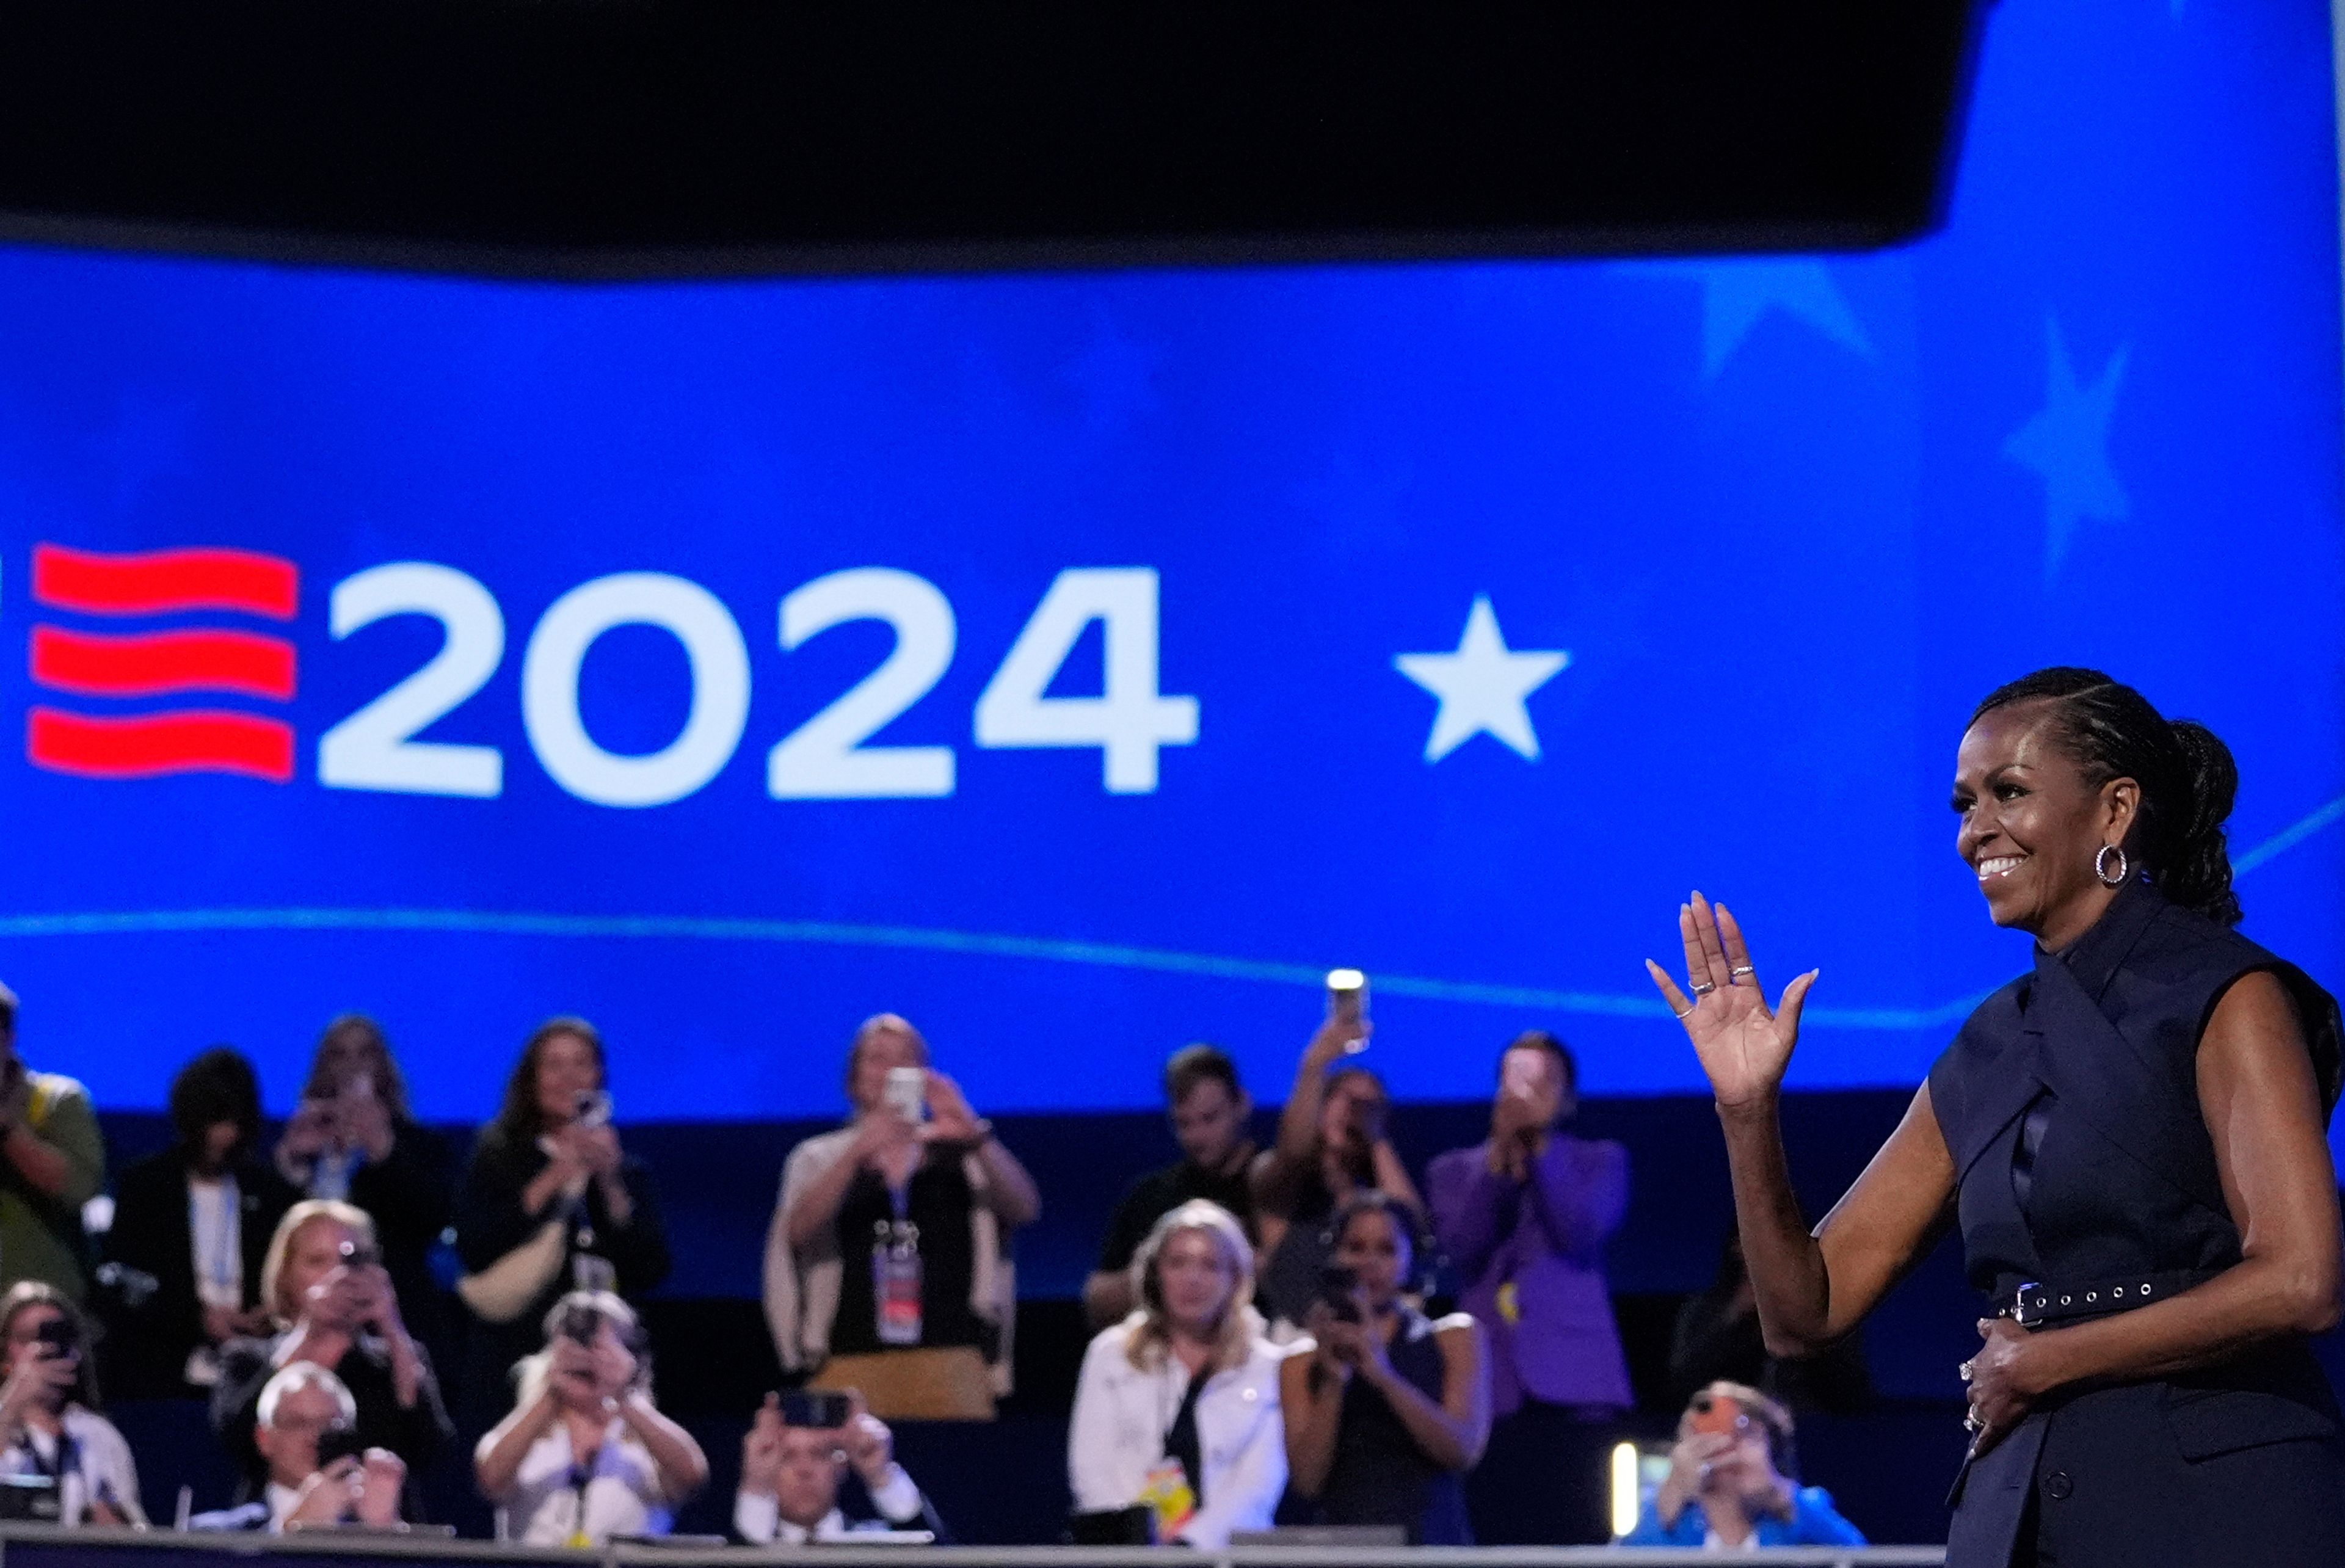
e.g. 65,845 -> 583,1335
922,1072 -> 989,1146
1965,1318 -> 2038,1455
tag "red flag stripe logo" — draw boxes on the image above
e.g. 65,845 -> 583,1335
32,543 -> 298,620
26,708 -> 294,782
30,626 -> 297,701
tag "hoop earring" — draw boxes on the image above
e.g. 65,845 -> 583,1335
2095,844 -> 2129,888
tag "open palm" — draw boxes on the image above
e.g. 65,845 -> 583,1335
1645,892 -> 1817,1109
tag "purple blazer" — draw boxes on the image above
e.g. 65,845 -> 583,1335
1427,1132 -> 1632,1417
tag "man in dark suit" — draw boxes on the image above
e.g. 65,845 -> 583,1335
101,1048 -> 298,1397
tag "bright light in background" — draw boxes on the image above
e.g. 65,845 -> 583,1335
1610,1440 -> 1639,1540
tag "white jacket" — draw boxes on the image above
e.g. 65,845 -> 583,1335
1067,1319 -> 1287,1549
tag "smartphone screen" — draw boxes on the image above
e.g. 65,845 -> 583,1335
884,1066 -> 927,1123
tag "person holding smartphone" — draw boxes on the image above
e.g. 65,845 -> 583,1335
473,1291 -> 707,1545
734,1388 -> 943,1544
1251,981 -> 1423,1336
273,1016 -> 455,1360
1618,1381 -> 1863,1548
1281,1191 -> 1489,1545
453,1019 -> 670,1420
762,1014 -> 1039,1419
192,1363 -> 406,1533
0,1284 -> 142,1526
213,1201 -> 451,1516
1427,1031 -> 1632,1543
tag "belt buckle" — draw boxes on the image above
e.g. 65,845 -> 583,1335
2009,1280 -> 2043,1328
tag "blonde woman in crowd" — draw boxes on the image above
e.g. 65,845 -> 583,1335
212,1200 -> 449,1512
1067,1200 -> 1285,1547
473,1291 -> 706,1545
0,1284 -> 141,1525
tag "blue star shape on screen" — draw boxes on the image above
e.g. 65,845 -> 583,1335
1395,597 -> 1570,763
2004,318 -> 2129,581
1654,260 -> 1874,379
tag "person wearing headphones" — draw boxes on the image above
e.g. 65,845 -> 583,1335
1067,1200 -> 1286,1547
1281,1189 -> 1490,1545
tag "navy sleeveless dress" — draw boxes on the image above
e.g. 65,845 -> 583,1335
1927,879 -> 2345,1567
1315,1305 -> 1474,1545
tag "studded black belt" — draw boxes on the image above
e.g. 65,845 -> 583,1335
1994,1269 -> 2220,1329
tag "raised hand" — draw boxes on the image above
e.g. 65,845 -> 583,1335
1645,893 -> 1818,1110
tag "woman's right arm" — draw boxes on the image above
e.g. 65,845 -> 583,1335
1064,1337 -> 1125,1511
1254,1023 -> 1358,1214
473,1384 -> 561,1500
1278,1343 -> 1345,1500
1649,895 -> 1955,1356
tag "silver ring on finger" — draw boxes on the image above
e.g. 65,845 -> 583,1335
1958,1360 -> 1974,1382
1692,981 -> 1718,996
1673,1004 -> 1695,1020
1729,965 -> 1756,983
1962,1411 -> 1980,1432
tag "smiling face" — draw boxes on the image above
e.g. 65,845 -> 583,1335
1333,1204 -> 1411,1308
532,1031 -> 603,1128
1953,700 -> 2138,947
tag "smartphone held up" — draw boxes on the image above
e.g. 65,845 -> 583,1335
1326,968 -> 1370,1049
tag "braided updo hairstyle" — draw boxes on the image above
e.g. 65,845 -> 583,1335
1969,667 -> 2241,927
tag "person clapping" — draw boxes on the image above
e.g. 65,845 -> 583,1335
1618,1382 -> 1862,1548
734,1391 -> 942,1544
0,1285 -> 142,1525
472,1292 -> 707,1545
192,1363 -> 405,1533
213,1202 -> 450,1512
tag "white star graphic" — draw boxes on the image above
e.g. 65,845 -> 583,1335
1645,260 -> 1874,378
1394,597 -> 1570,763
2003,317 -> 2129,581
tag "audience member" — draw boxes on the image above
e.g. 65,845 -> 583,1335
1618,1381 -> 1864,1548
735,1390 -> 942,1544
103,1048 -> 298,1395
453,1019 -> 670,1411
0,1283 -> 142,1525
0,983 -> 106,1302
472,1291 -> 707,1545
214,1201 -> 452,1512
1251,1015 -> 1420,1332
274,1016 -> 455,1356
191,1363 -> 406,1533
1067,1201 -> 1285,1547
763,1014 -> 1039,1418
1281,1190 -> 1488,1546
1667,1232 -> 1872,1415
1084,1046 -> 1259,1330
1428,1031 -> 1631,1543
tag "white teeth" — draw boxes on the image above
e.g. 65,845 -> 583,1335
1977,855 -> 2026,880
